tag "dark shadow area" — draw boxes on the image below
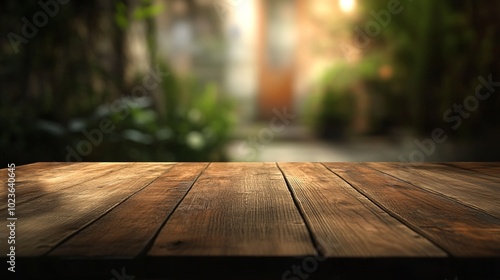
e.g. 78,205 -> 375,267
5,256 -> 500,280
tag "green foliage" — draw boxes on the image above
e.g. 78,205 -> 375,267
115,2 -> 129,29
316,87 -> 356,139
115,0 -> 165,29
307,0 -> 500,141
66,64 -> 235,162
306,62 -> 354,139
306,54 -> 386,139
133,0 -> 164,20
1,0 -> 234,165
155,63 -> 236,161
361,0 -> 500,135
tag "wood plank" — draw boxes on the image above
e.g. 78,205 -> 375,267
324,162 -> 500,257
148,162 -> 315,256
14,162 -> 77,171
367,162 -> 500,220
278,162 -> 445,257
3,162 -> 76,170
8,163 -> 171,256
18,162 -> 97,174
0,163 -> 135,211
444,162 -> 500,179
0,162 -> 87,198
50,163 -> 208,257
436,163 -> 500,184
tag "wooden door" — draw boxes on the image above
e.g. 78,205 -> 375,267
257,0 -> 297,119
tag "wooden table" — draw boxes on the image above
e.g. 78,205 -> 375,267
1,162 -> 500,280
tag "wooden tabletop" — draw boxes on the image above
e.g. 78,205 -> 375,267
1,162 -> 500,280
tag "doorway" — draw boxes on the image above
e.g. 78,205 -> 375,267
257,0 -> 298,119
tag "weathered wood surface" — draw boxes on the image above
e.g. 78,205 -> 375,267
1,162 -> 499,279
278,162 -> 445,257
149,162 -> 315,256
50,163 -> 205,257
324,162 -> 500,257
4,163 -> 174,256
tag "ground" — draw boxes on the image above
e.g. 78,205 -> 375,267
225,123 -> 480,162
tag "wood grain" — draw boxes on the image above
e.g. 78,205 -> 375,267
2,162 -> 500,262
0,163 -> 133,211
444,162 -> 500,179
435,162 -> 500,184
367,162 -> 500,219
148,162 -> 316,256
12,163 -> 171,256
324,162 -> 500,257
49,163 -> 206,257
0,162 -> 89,198
278,162 -> 446,257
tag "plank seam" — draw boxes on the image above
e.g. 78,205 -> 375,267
321,163 -> 451,257
0,164 -> 134,211
440,162 -> 500,180
137,162 -> 211,258
276,162 -> 325,257
365,163 -> 500,222
44,162 -> 175,256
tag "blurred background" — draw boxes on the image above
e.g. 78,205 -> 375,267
1,0 -> 499,165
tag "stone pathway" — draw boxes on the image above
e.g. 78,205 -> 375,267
225,124 -> 475,162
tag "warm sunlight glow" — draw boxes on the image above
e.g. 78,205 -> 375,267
339,0 -> 355,13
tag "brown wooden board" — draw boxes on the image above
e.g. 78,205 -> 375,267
0,163 -> 132,211
278,162 -> 446,257
324,162 -> 500,257
444,162 -> 500,179
148,162 -> 315,256
8,163 -> 171,256
0,162 -> 90,198
1,162 -> 500,280
50,163 -> 208,257
367,162 -> 500,220
435,163 -> 500,185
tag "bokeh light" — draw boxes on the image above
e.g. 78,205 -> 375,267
339,0 -> 355,13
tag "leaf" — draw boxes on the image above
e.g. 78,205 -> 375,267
115,2 -> 129,29
35,120 -> 66,137
133,3 -> 164,20
122,129 -> 154,144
